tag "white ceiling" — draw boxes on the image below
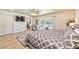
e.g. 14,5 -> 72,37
0,9 -> 66,16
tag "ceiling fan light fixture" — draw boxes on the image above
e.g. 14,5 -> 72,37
31,12 -> 38,16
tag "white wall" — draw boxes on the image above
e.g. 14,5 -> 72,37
0,10 -> 32,36
33,10 -> 74,30
75,9 -> 79,24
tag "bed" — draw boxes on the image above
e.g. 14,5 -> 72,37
17,28 -> 79,49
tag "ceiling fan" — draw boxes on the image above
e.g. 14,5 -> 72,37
30,9 -> 40,14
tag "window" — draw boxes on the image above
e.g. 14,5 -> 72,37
40,18 -> 53,30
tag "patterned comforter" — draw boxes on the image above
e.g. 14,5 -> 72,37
17,29 -> 79,49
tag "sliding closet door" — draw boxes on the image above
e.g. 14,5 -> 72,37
5,15 -> 13,34
0,15 -> 13,36
0,15 -> 6,36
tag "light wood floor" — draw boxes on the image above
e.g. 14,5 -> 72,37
0,31 -> 29,49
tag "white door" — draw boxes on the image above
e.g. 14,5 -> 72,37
0,15 -> 6,36
0,15 -> 13,36
5,15 -> 13,34
0,26 -> 6,36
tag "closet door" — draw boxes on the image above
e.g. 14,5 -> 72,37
5,15 -> 13,34
0,15 -> 6,36
0,15 -> 13,36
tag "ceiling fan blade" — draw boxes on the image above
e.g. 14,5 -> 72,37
30,9 -> 39,13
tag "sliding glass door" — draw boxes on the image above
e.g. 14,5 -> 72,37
40,18 -> 53,30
